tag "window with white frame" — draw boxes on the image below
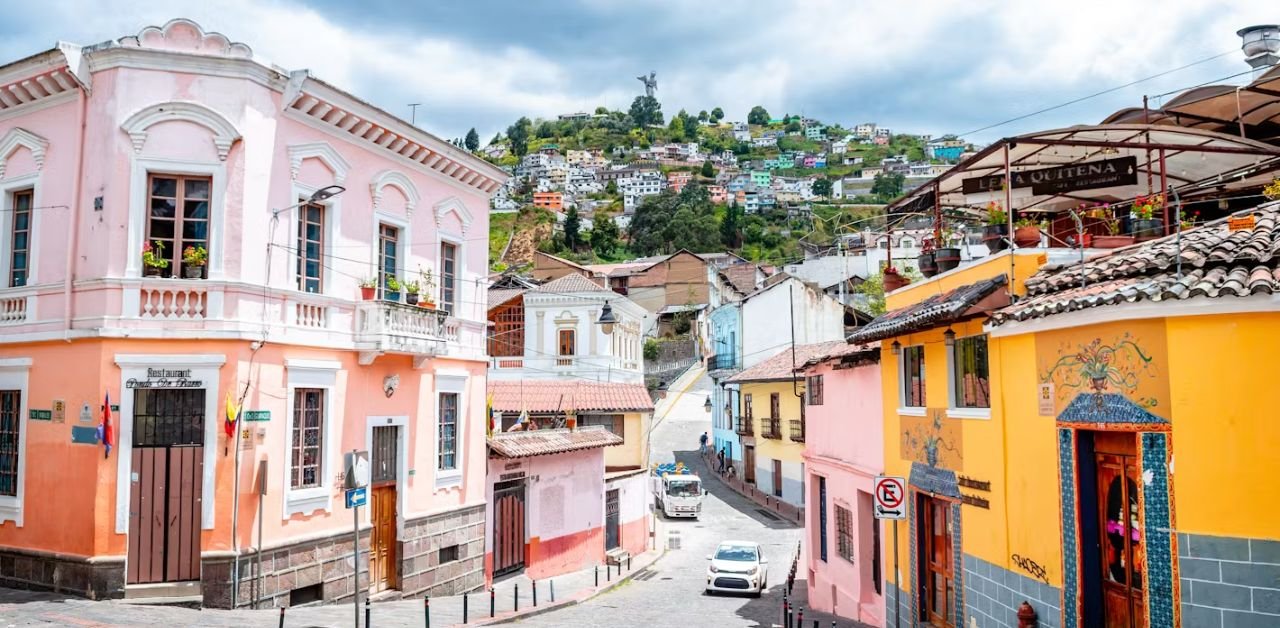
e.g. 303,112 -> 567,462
900,345 -> 925,408
284,359 -> 338,516
8,189 -> 32,288
952,334 -> 990,409
434,374 -> 466,487
146,175 -> 210,279
378,223 -> 399,297
440,241 -> 458,314
296,202 -> 325,293
438,392 -> 458,471
0,358 -> 30,526
291,388 -> 325,489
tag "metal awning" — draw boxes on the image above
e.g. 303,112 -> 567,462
1102,64 -> 1280,145
886,124 -> 1280,218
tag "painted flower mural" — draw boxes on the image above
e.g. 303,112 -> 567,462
1042,334 -> 1157,408
904,410 -> 958,467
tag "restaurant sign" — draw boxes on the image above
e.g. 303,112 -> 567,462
126,368 -> 204,389
962,156 -> 1138,196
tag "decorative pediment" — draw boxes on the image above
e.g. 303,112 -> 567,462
0,128 -> 48,180
120,18 -> 253,59
434,196 -> 474,234
121,101 -> 241,161
288,142 -> 350,185
370,170 -> 420,216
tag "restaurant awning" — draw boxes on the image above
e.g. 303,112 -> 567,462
1101,64 -> 1280,145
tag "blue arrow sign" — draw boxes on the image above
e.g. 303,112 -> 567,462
345,486 -> 367,509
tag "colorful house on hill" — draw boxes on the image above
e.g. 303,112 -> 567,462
0,19 -> 502,606
726,341 -> 847,507
798,341 -> 884,627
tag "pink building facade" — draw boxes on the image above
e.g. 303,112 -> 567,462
0,19 -> 504,607
800,343 -> 884,626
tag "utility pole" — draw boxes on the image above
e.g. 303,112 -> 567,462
408,103 -> 421,125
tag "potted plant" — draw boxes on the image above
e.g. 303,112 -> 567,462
1131,194 -> 1164,241
418,266 -> 437,309
384,276 -> 402,303
934,228 -> 962,273
181,245 -> 207,279
359,277 -> 377,301
1013,217 -> 1045,247
1179,210 -> 1200,232
404,280 -> 420,306
141,241 -> 169,277
1264,177 -> 1280,201
1088,205 -> 1134,249
982,201 -> 1009,253
883,266 -> 908,292
916,240 -> 937,277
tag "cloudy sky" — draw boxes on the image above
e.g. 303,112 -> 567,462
2,1 -> 1276,144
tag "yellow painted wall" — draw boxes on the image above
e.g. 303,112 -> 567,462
605,411 -> 650,469
741,380 -> 807,465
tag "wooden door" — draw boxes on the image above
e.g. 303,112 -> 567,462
772,459 -> 783,497
744,445 -> 756,484
920,495 -> 954,628
493,480 -> 527,577
605,489 -> 620,550
1094,432 -> 1144,628
127,389 -> 204,585
369,426 -> 399,592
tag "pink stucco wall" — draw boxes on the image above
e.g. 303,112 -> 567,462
803,359 -> 885,626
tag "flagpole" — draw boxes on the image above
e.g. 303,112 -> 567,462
230,398 -> 244,608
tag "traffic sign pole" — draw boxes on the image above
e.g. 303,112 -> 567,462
873,476 -> 906,628
893,520 -> 899,628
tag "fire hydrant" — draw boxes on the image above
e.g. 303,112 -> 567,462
1017,601 -> 1038,628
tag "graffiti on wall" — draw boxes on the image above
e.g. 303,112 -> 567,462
1012,553 -> 1050,584
902,409 -> 962,469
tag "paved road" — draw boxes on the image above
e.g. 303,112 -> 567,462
512,370 -> 830,628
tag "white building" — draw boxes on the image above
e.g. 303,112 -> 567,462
751,135 -> 778,149
831,140 -> 848,154
853,123 -> 876,139
619,171 -> 665,211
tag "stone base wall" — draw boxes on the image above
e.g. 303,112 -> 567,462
203,503 -> 485,609
1178,532 -> 1280,627
963,554 -> 1062,628
0,548 -> 123,600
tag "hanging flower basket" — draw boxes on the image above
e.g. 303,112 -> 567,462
883,268 -> 908,292
983,224 -> 1009,253
917,252 -> 937,277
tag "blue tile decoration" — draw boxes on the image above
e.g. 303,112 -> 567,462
1058,392 -> 1168,425
1142,432 -> 1176,627
952,502 -> 964,626
910,462 -> 961,498
909,495 -> 919,626
1058,428 -> 1079,628
907,464 -> 963,627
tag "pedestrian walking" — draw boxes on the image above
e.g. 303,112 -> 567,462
699,431 -> 708,454
717,448 -> 726,473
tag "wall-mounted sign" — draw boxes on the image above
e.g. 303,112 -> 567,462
961,494 -> 991,509
962,156 -> 1138,196
1228,215 -> 1256,232
126,368 -> 203,389
958,476 -> 991,491
80,403 -> 93,423
28,409 -> 52,421
499,471 -> 526,482
70,426 -> 99,444
242,410 -> 271,422
873,475 -> 907,520
52,400 -> 65,423
1038,382 -> 1055,416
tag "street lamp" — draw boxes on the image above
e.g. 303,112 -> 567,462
943,328 -> 956,347
703,396 -> 712,412
273,185 -> 346,218
596,302 -> 618,335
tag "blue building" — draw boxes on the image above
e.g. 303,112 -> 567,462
707,302 -> 743,468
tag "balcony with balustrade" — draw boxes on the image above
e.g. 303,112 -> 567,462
761,417 -> 782,440
706,352 -> 741,379
788,419 -> 805,443
354,300 -> 460,364
735,416 -> 753,436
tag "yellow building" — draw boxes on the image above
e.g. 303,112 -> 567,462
856,203 -> 1280,628
727,342 -> 845,505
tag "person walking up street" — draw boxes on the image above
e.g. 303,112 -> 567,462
717,448 -> 726,473
699,431 -> 708,454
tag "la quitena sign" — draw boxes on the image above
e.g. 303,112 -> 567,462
963,156 -> 1138,196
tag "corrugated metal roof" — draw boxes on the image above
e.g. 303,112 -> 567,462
488,426 -> 622,458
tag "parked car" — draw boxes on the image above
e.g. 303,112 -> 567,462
705,540 -> 768,596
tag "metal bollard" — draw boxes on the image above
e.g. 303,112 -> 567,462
628,554 -> 632,571
490,588 -> 495,618
787,607 -> 794,628
278,607 -> 286,628
595,565 -> 599,587
514,583 -> 519,612
550,579 -> 556,603
798,607 -> 804,625
463,592 -> 469,624
365,598 -> 371,628
606,562 -> 612,582
424,596 -> 430,628
533,580 -> 538,607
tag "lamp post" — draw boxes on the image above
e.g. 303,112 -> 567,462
596,302 -> 618,335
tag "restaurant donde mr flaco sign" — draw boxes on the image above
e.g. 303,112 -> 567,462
962,156 -> 1138,196
125,367 -> 204,389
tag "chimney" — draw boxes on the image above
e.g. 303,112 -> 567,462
1238,25 -> 1280,80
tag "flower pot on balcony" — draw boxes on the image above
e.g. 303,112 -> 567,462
1092,235 -> 1136,249
420,301 -> 436,310
934,247 -> 961,273
917,252 -> 937,277
144,266 -> 163,278
1014,226 -> 1042,247
1132,218 -> 1164,241
566,416 -> 577,431
183,265 -> 205,279
406,292 -> 419,306
983,224 -> 1009,253
385,291 -> 400,303
360,286 -> 376,300
883,269 -> 908,292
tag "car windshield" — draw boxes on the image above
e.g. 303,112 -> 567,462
714,545 -> 758,562
667,479 -> 700,497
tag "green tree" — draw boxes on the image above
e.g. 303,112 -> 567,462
668,115 -> 685,138
720,202 -> 742,247
698,110 -> 709,122
871,172 -> 906,202
605,180 -> 618,195
506,117 -> 532,156
812,177 -> 833,198
700,160 -> 715,178
594,106 -> 609,115
627,184 -> 721,255
590,213 -> 620,255
464,128 -> 480,151
563,206 -> 582,251
855,268 -> 923,315
629,95 -> 663,127
785,120 -> 802,133
747,106 -> 770,126
684,114 -> 699,141
711,107 -> 724,122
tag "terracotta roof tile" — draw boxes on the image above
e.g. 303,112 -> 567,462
846,275 -> 1008,343
720,264 -> 760,295
488,380 -> 654,413
727,341 -> 849,383
488,426 -> 623,458
534,272 -> 610,294
487,288 -> 525,311
992,203 -> 1280,325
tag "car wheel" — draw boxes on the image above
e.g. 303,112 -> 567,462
705,589 -> 714,596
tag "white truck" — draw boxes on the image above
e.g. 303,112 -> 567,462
651,467 -> 704,519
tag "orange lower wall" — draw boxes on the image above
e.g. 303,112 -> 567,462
526,526 -> 604,580
619,515 -> 648,558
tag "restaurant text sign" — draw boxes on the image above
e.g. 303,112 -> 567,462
126,368 -> 204,389
963,156 -> 1138,196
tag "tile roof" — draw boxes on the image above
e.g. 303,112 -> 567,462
534,272 -> 611,294
488,380 -> 655,413
727,341 -> 849,383
846,275 -> 1009,343
720,264 -> 760,295
797,341 -> 881,369
487,288 -> 525,311
990,203 -> 1280,326
488,426 -> 623,458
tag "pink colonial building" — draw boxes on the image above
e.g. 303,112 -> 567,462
799,342 -> 884,626
0,19 -> 504,607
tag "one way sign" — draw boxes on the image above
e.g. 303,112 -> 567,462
874,475 -> 906,520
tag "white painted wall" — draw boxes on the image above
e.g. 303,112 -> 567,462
489,290 -> 649,384
740,278 -> 845,369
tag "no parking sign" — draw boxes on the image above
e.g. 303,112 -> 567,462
873,475 -> 906,520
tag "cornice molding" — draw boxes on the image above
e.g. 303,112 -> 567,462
0,127 -> 49,179
120,100 -> 241,161
434,196 -> 474,234
369,169 -> 420,216
288,141 -> 350,185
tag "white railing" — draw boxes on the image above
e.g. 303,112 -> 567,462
0,295 -> 28,324
491,357 -> 524,369
355,301 -> 456,354
139,282 -> 207,320
294,301 -> 328,329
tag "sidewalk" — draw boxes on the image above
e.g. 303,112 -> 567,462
701,449 -> 806,525
0,528 -> 667,627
